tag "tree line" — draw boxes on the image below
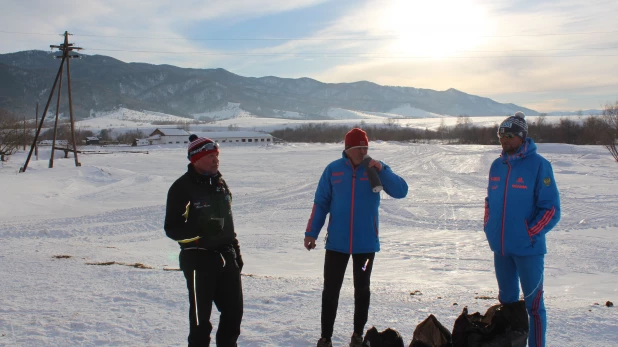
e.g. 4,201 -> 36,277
270,102 -> 618,161
2,102 -> 618,162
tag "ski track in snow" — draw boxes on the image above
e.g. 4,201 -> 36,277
1,143 -> 617,346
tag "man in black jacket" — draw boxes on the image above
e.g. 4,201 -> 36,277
164,134 -> 243,347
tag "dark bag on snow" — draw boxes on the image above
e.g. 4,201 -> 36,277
363,326 -> 405,347
452,300 -> 528,347
410,314 -> 453,347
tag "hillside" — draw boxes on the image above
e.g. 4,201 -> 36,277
0,50 -> 538,119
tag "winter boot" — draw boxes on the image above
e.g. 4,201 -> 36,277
317,337 -> 333,347
349,332 -> 363,347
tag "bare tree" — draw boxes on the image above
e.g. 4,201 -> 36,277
116,129 -> 145,144
98,128 -> 114,141
454,115 -> 474,143
176,121 -> 190,131
0,109 -> 22,161
602,101 -> 618,162
383,118 -> 399,127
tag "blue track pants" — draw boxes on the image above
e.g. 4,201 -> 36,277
494,253 -> 546,347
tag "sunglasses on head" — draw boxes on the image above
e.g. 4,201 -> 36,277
188,142 -> 219,156
497,132 -> 517,139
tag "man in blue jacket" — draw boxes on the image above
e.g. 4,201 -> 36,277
304,128 -> 408,347
484,112 -> 560,347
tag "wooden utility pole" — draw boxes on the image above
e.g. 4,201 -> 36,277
35,103 -> 39,160
20,31 -> 82,172
49,61 -> 64,168
23,116 -> 26,150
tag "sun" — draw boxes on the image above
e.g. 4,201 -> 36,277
378,0 -> 489,59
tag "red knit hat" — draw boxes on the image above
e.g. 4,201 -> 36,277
187,134 -> 219,164
345,128 -> 369,149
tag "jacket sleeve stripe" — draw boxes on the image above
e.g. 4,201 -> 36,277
528,207 -> 556,235
178,236 -> 201,244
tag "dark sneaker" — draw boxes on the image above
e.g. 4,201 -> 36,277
317,337 -> 333,347
349,332 -> 363,347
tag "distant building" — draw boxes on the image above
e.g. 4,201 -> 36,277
193,131 -> 274,145
132,138 -> 151,146
85,137 -> 100,145
38,140 -> 68,147
146,128 -> 273,146
148,128 -> 191,145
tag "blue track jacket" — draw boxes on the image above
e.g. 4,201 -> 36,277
305,151 -> 408,254
484,138 -> 560,256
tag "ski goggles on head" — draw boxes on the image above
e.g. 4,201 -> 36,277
497,132 -> 517,139
188,142 -> 219,157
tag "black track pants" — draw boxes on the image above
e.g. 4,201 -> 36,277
182,255 -> 243,347
321,250 -> 375,339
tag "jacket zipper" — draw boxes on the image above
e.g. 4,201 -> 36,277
350,170 -> 357,254
501,162 -> 512,256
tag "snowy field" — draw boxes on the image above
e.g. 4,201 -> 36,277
1,140 -> 617,346
71,107 -> 589,135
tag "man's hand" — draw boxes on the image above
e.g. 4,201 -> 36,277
236,254 -> 244,272
368,159 -> 383,172
304,236 -> 317,251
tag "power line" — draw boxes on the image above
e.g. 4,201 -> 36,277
2,29 -> 618,41
72,30 -> 618,40
84,48 -> 618,58
0,30 -> 61,36
4,30 -> 618,57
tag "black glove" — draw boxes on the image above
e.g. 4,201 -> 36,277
236,253 -> 244,272
232,242 -> 243,272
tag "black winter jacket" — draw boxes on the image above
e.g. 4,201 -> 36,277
164,164 -> 242,270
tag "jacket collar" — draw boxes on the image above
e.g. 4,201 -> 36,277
187,164 -> 222,184
500,138 -> 537,162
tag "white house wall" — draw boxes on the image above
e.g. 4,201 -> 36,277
216,137 -> 273,144
160,136 -> 192,145
148,133 -> 273,146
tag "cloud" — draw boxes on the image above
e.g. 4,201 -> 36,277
1,0 -> 617,111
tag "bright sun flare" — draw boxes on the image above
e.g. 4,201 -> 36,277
379,0 -> 488,59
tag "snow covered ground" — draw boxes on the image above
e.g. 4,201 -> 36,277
1,139 -> 617,346
71,107 -> 588,135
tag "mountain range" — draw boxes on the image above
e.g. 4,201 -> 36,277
0,50 -> 542,120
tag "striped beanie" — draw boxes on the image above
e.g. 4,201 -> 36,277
498,111 -> 528,139
187,134 -> 219,164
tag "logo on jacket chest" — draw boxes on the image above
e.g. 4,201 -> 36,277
193,201 -> 211,209
511,176 -> 527,189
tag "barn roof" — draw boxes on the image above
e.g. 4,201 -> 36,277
150,128 -> 191,136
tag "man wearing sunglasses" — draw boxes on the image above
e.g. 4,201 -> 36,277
484,112 -> 560,347
165,134 -> 243,347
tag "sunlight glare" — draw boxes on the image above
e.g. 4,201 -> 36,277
379,0 -> 488,59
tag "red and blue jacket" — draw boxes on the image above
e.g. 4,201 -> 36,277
305,151 -> 408,254
484,138 -> 560,256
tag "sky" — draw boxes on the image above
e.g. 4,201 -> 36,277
1,0 -> 618,113
1,115 -> 617,345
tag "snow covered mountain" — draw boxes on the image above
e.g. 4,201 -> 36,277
0,50 -> 538,120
